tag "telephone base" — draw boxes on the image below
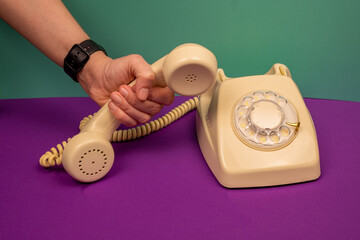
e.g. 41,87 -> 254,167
196,64 -> 321,188
196,114 -> 320,188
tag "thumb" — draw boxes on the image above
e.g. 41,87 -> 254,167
127,54 -> 155,101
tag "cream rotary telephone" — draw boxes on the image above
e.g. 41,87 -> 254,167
197,65 -> 320,188
40,43 -> 320,187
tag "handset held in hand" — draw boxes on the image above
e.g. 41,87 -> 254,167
61,43 -> 218,182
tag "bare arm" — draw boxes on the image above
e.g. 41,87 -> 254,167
0,0 -> 88,66
0,0 -> 174,126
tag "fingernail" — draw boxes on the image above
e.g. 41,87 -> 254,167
138,88 -> 149,100
108,101 -> 118,112
112,93 -> 122,104
120,87 -> 128,98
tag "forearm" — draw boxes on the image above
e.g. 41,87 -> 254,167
0,0 -> 89,67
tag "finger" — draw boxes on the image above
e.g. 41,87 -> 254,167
148,87 -> 175,106
126,54 -> 155,101
108,101 -> 137,127
110,90 -> 152,124
119,85 -> 163,116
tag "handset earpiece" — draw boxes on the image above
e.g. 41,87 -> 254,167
61,43 -> 218,182
151,43 -> 218,96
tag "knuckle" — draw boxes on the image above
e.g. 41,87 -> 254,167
112,110 -> 125,122
168,95 -> 175,105
125,93 -> 136,105
117,98 -> 132,111
148,90 -> 156,100
129,54 -> 144,62
122,103 -> 131,112
141,71 -> 155,81
109,104 -> 136,127
164,93 -> 175,106
139,114 -> 151,124
117,113 -> 136,127
150,105 -> 162,115
123,120 -> 137,127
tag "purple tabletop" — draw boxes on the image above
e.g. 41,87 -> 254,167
0,96 -> 359,240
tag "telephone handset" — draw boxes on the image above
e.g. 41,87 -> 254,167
58,43 -> 218,182
40,43 -> 320,187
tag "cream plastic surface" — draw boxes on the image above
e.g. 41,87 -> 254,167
196,64 -> 321,188
61,43 -> 217,182
151,43 -> 217,96
42,43 -> 320,187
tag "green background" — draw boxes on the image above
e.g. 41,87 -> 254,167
0,0 -> 359,101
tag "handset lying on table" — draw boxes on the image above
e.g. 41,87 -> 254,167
40,43 -> 218,182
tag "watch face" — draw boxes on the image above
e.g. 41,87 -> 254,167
65,45 -> 89,72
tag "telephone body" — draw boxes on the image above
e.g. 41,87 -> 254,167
40,43 -> 320,187
196,64 -> 321,188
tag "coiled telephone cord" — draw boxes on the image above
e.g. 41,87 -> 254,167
39,97 -> 199,168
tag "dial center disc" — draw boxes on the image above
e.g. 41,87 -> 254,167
249,100 -> 283,130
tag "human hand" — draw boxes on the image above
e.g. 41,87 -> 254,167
77,52 -> 175,126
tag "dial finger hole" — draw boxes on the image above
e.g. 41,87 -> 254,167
256,132 -> 268,143
245,126 -> 256,138
237,118 -> 249,131
253,91 -> 264,101
236,106 -> 247,118
280,126 -> 290,137
269,131 -> 280,143
265,91 -> 277,101
241,96 -> 254,108
276,96 -> 288,107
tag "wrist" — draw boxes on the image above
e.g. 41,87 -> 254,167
77,51 -> 111,85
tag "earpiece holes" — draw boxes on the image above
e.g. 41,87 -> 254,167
185,74 -> 197,83
78,149 -> 109,176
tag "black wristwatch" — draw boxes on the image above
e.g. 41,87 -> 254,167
64,39 -> 107,82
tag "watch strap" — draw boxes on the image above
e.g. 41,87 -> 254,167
64,39 -> 107,82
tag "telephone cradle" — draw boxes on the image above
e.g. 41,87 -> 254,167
40,43 -> 321,188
